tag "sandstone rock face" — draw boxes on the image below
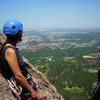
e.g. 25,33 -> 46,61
0,33 -> 64,100
0,33 -> 6,48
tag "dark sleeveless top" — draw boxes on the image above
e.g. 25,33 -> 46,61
1,46 -> 28,80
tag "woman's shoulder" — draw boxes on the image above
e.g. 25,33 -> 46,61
5,47 -> 15,55
2,46 -> 16,55
4,46 -> 18,62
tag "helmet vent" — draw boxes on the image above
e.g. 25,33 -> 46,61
12,25 -> 15,29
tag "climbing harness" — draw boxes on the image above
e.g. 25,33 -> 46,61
23,72 -> 40,100
7,77 -> 22,99
7,73 -> 40,100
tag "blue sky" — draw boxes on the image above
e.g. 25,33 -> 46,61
0,0 -> 100,30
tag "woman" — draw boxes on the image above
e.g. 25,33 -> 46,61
0,19 -> 43,100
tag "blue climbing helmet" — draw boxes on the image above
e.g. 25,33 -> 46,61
3,19 -> 23,35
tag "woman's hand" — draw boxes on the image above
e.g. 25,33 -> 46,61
31,91 -> 38,100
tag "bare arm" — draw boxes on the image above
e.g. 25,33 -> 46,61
5,48 -> 37,98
